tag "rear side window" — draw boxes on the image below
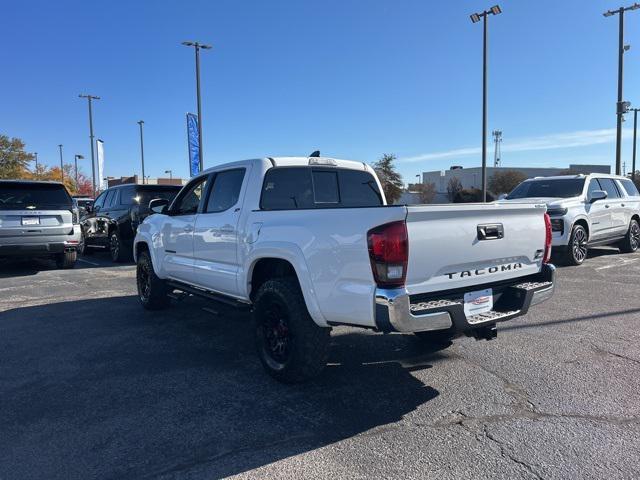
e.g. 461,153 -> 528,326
0,182 -> 72,210
205,169 -> 246,213
261,168 -> 314,210
260,167 -> 383,210
596,178 -> 621,199
619,179 -> 640,197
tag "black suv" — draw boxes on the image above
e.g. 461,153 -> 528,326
80,184 -> 181,262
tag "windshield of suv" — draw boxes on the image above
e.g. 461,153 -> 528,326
506,178 -> 585,199
0,182 -> 72,210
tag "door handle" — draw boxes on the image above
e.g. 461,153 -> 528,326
183,225 -> 194,233
621,203 -> 625,207
605,205 -> 610,208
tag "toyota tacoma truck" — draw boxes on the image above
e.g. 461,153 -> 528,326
133,156 -> 555,383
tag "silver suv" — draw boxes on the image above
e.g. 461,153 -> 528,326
501,174 -> 640,265
0,180 -> 81,268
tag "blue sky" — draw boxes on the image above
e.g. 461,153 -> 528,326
2,0 -> 640,183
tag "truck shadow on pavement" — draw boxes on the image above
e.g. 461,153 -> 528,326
0,295 -> 442,480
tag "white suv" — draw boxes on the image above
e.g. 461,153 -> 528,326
502,174 -> 640,265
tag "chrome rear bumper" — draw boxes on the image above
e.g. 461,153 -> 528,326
374,264 -> 556,334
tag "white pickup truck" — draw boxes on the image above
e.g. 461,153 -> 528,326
133,156 -> 555,382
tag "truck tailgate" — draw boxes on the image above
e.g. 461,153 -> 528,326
405,202 -> 547,295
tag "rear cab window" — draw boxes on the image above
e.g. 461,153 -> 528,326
0,182 -> 72,210
260,167 -> 383,210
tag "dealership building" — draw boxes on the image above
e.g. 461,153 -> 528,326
418,164 -> 611,203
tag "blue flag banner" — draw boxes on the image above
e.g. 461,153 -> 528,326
186,113 -> 200,177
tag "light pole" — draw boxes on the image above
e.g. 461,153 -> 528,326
470,5 -> 502,202
632,108 -> 639,183
137,120 -> 146,184
603,4 -> 640,175
74,154 -> 84,189
33,152 -> 39,178
165,169 -> 173,180
182,40 -> 212,172
79,94 -> 100,197
58,144 -> 64,182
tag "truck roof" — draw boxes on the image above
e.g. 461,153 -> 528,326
200,156 -> 371,175
527,173 -> 624,181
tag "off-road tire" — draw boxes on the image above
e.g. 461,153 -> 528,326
254,278 -> 331,383
565,224 -> 588,266
619,219 -> 640,254
136,250 -> 170,310
55,250 -> 77,269
110,230 -> 131,263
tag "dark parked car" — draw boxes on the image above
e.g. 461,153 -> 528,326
80,184 -> 181,262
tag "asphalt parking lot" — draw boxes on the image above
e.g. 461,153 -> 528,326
1,250 -> 639,480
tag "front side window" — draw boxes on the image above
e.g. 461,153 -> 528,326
172,176 -> 208,215
596,178 -> 621,199
118,186 -> 137,205
93,191 -> 107,210
205,169 -> 245,213
619,179 -> 640,197
587,179 -> 601,199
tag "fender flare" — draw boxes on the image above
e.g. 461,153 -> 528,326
244,242 -> 328,327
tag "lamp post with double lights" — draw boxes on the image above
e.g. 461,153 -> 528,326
470,5 -> 502,203
165,169 -> 173,181
603,3 -> 640,175
79,94 -> 100,197
181,41 -> 212,172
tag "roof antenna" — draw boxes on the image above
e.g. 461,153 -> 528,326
309,150 -> 320,157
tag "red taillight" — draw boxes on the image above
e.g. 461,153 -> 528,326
367,221 -> 408,288
543,213 -> 552,263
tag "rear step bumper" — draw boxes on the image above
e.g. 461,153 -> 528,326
374,263 -> 556,334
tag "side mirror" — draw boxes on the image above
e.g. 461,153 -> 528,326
149,198 -> 169,214
589,190 -> 608,203
498,193 -> 508,200
85,205 -> 93,214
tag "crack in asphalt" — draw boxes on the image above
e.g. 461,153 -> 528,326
481,424 -> 544,480
588,341 -> 640,366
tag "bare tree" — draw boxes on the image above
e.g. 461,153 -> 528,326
447,177 -> 462,202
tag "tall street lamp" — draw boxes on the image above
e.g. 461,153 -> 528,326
603,3 -> 640,175
182,40 -> 212,172
79,94 -> 100,197
137,120 -> 146,184
165,169 -> 173,180
33,152 -> 39,178
58,144 -> 64,182
74,154 -> 84,188
632,108 -> 639,183
470,5 -> 502,202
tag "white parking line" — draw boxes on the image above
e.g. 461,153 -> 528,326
78,258 -> 100,266
594,257 -> 639,270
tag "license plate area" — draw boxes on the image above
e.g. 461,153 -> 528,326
22,216 -> 40,226
463,288 -> 493,317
